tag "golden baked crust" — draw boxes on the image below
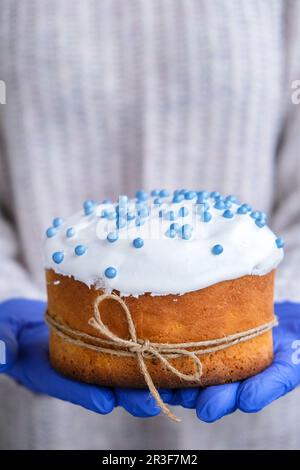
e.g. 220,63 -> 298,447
46,269 -> 275,388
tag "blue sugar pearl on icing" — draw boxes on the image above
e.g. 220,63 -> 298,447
275,238 -> 284,248
133,237 -> 144,248
102,199 -> 112,204
127,212 -> 136,221
172,194 -> 184,203
105,266 -> 117,279
212,244 -> 223,255
151,189 -> 160,197
165,228 -> 177,238
250,211 -> 261,220
136,190 -> 148,201
244,203 -> 252,212
210,191 -> 220,199
202,211 -> 212,222
237,205 -> 248,214
159,189 -> 170,197
170,222 -> 180,232
52,217 -> 64,228
116,218 -> 127,229
184,191 -> 197,200
135,217 -> 145,227
198,190 -> 209,199
224,200 -> 232,209
107,232 -> 119,243
137,206 -> 149,218
226,195 -> 238,204
153,197 -> 163,205
180,224 -> 193,240
164,210 -> 176,221
178,206 -> 189,217
255,219 -> 266,228
83,200 -> 95,216
214,200 -> 226,210
52,251 -> 64,264
66,227 -> 75,238
75,244 -> 87,256
107,211 -> 116,220
223,209 -> 234,219
46,227 -> 57,238
101,209 -> 110,218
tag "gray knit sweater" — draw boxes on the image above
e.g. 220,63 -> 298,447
0,0 -> 300,450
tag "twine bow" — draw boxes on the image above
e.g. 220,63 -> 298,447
45,293 -> 278,423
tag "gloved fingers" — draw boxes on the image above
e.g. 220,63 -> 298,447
8,323 -> 115,415
196,382 -> 240,422
115,388 -> 162,417
237,354 -> 300,413
172,388 -> 200,408
0,324 -> 18,372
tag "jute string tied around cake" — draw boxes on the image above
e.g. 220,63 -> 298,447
45,293 -> 278,423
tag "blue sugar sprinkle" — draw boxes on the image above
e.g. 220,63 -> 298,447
170,222 -> 180,232
137,206 -> 149,218
198,190 -> 209,199
237,205 -> 248,214
165,228 -> 177,238
52,251 -> 64,264
116,218 -> 127,229
178,206 -> 189,217
184,191 -> 197,200
136,190 -> 148,201
224,200 -> 232,209
66,227 -> 75,238
159,189 -> 170,197
46,227 -> 57,238
223,209 -> 234,219
179,188 -> 188,195
153,197 -> 163,205
83,200 -> 95,216
127,212 -> 136,221
172,194 -> 185,203
133,237 -> 144,248
243,203 -> 252,212
226,195 -> 238,204
159,210 -> 165,218
101,209 -> 110,218
135,217 -> 145,227
151,189 -> 160,197
275,238 -> 285,248
105,266 -> 117,279
107,232 -> 119,243
107,211 -> 117,220
202,211 -> 212,222
210,191 -> 220,199
75,245 -> 87,256
212,244 -> 223,255
250,211 -> 261,220
180,224 -> 193,240
164,210 -> 176,221
52,217 -> 64,228
255,219 -> 266,228
214,200 -> 226,210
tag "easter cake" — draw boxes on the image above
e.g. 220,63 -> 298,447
44,189 -> 284,397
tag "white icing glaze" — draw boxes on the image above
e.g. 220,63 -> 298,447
43,192 -> 284,296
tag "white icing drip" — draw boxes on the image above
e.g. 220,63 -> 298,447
43,194 -> 284,296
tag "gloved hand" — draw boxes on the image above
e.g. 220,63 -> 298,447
0,298 -> 176,417
195,302 -> 300,422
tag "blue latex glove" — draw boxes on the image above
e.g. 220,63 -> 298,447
195,302 -> 300,422
0,298 -> 177,417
